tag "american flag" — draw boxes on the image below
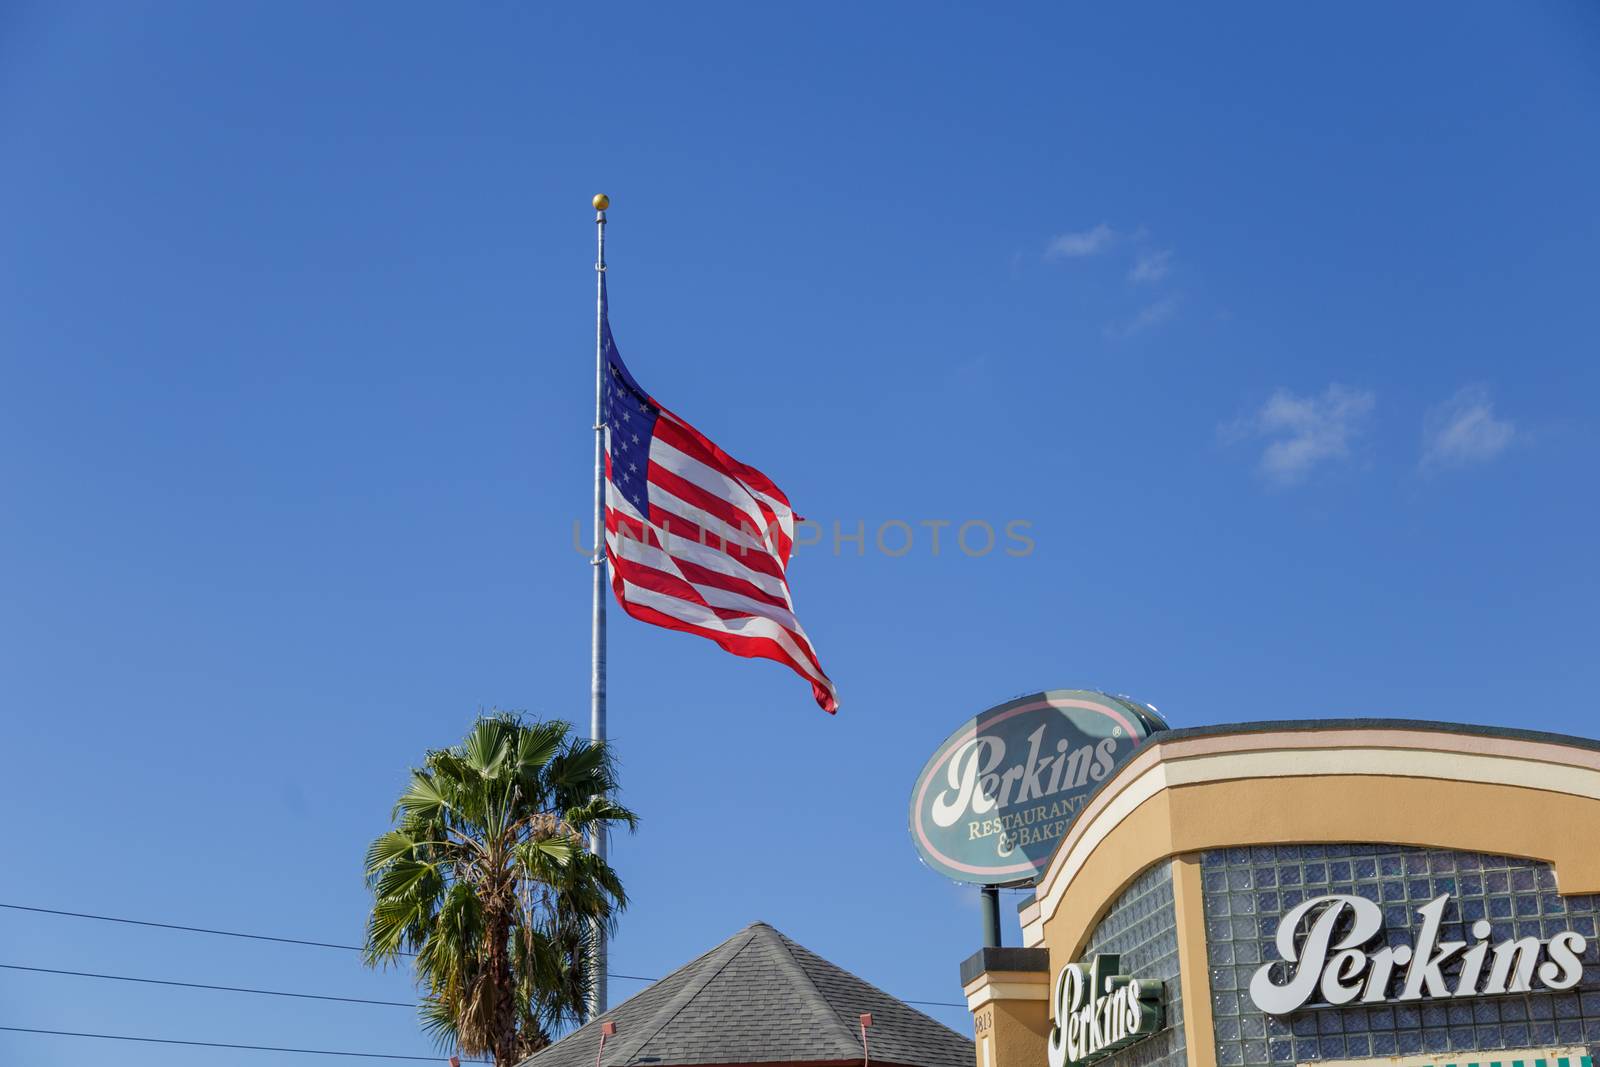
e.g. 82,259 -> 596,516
599,281 -> 838,712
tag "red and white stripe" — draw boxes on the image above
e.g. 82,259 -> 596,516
604,409 -> 837,712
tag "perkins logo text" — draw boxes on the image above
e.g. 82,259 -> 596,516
1046,954 -> 1164,1067
930,725 -> 1121,855
1250,893 -> 1588,1015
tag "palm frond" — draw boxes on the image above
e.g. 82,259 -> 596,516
462,714 -> 515,777
365,897 -> 430,965
365,830 -> 418,875
544,739 -> 609,788
418,995 -> 462,1050
563,795 -> 639,834
374,858 -> 439,902
515,837 -> 577,878
514,720 -> 569,780
396,770 -> 452,822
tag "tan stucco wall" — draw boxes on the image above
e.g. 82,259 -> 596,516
965,970 -> 1050,1067
1169,855 -> 1216,1067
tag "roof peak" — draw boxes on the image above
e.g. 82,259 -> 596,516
745,923 -> 858,1048
599,924 -> 761,1065
517,922 -> 972,1067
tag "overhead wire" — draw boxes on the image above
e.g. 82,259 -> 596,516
0,901 -> 966,1010
0,1025 -> 487,1062
0,962 -> 415,1007
0,903 -> 655,981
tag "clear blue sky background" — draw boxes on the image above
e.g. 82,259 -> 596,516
3,2 -> 1598,1064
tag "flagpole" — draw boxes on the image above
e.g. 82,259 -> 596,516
589,192 -> 610,1020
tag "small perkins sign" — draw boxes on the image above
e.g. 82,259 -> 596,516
908,690 -> 1163,885
1047,954 -> 1164,1067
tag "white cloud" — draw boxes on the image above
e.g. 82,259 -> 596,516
1421,385 -> 1514,470
1046,223 -> 1116,259
1228,384 -> 1376,486
1104,295 -> 1179,338
1129,249 -> 1173,283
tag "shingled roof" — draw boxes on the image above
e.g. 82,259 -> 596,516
517,922 -> 973,1067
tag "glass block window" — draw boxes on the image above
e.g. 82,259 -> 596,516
1200,846 -> 1600,1067
1079,860 -> 1186,1067
1341,1054 -> 1594,1067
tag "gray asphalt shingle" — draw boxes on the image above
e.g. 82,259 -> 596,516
517,923 -> 973,1067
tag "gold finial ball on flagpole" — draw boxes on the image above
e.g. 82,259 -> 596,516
592,193 -> 610,211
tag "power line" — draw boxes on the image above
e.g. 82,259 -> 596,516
0,903 -> 655,982
4,959 -> 966,1013
0,1025 -> 486,1062
0,962 -> 414,1007
0,902 -> 964,1009
0,903 -> 369,953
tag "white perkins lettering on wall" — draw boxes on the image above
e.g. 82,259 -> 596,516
930,726 -> 1121,832
1250,894 -> 1589,1016
1046,954 -> 1164,1067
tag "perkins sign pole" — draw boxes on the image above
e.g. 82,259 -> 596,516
909,690 -> 1165,944
980,887 -> 1001,948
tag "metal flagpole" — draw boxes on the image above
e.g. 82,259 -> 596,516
588,192 -> 611,1020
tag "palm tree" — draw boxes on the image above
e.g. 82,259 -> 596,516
363,713 -> 636,1065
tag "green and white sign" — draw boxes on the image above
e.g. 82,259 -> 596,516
1046,954 -> 1164,1067
908,690 -> 1164,886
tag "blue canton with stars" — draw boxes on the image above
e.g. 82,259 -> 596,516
601,282 -> 659,517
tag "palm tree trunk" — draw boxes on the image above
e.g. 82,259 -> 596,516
485,901 -> 518,1066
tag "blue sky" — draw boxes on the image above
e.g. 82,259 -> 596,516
3,2 -> 1598,1064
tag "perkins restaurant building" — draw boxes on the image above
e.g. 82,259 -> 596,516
962,721 -> 1600,1067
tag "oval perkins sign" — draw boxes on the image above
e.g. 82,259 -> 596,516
909,690 -> 1164,885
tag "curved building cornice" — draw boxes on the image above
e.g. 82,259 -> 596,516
1022,720 -> 1600,956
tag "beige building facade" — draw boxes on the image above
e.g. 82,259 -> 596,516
963,722 -> 1600,1067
